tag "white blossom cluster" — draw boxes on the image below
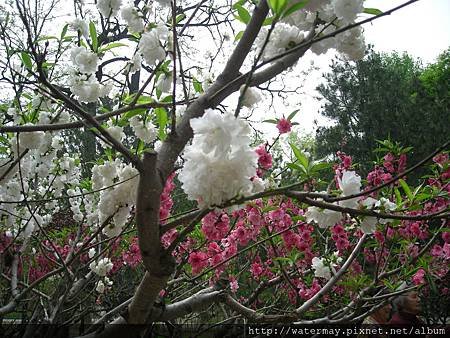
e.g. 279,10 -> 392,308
305,205 -> 342,229
304,171 -> 397,233
68,18 -> 89,38
68,47 -> 111,102
129,116 -> 158,143
1,106 -> 83,238
179,110 -> 260,208
359,197 -> 397,234
239,85 -> 261,108
90,257 -> 113,276
70,47 -> 99,74
259,0 -> 366,61
121,5 -> 144,33
256,23 -> 305,61
97,0 -> 122,17
337,170 -> 361,208
96,276 -> 113,293
91,159 -> 139,237
311,252 -> 342,280
138,24 -> 169,65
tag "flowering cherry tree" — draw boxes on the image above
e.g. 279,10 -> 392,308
0,0 -> 448,336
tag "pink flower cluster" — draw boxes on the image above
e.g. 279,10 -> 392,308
159,173 -> 176,222
276,117 -> 292,134
201,211 -> 230,241
255,144 -> 273,177
122,236 -> 142,268
331,224 -> 350,251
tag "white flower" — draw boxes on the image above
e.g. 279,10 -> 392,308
68,18 -> 89,38
88,248 -> 96,259
250,177 -> 267,194
90,257 -> 113,276
189,109 -> 251,157
68,73 -> 111,102
311,256 -> 332,280
338,170 -> 361,208
128,54 -> 142,74
257,23 -> 304,61
305,206 -> 342,228
156,73 -> 172,93
179,110 -> 258,207
70,47 -> 99,74
332,0 -> 363,24
96,280 -> 105,293
375,197 -> 397,211
336,26 -> 365,61
239,86 -> 261,108
106,125 -> 124,143
121,5 -> 144,33
360,197 -> 377,209
20,131 -> 46,150
360,216 -> 378,234
311,24 -> 337,55
130,116 -> 157,143
138,25 -> 168,65
338,171 -> 361,196
97,0 -> 122,17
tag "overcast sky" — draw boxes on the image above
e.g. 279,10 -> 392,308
291,0 -> 450,135
364,0 -> 450,63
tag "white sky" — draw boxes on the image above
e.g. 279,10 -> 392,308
289,0 -> 450,135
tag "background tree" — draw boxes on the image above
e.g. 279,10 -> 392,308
315,47 -> 450,179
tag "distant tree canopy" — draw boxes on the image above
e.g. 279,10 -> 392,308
315,47 -> 450,178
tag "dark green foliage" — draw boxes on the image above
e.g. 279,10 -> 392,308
315,47 -> 450,179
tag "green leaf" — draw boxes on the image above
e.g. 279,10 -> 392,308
268,0 -> 288,15
20,52 -> 33,71
363,7 -> 383,16
234,30 -> 244,41
155,107 -> 168,141
262,16 -> 274,26
282,1 -> 308,18
262,119 -> 278,124
311,162 -> 332,173
232,0 -> 247,10
176,13 -> 186,24
290,143 -> 309,169
99,42 -> 128,53
60,23 -> 69,40
193,77 -> 203,93
235,5 -> 251,24
399,179 -> 413,201
89,21 -> 98,52
287,109 -> 299,121
287,163 -> 306,173
394,187 -> 402,205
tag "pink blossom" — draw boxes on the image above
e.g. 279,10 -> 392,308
251,260 -> 264,279
433,153 -> 449,166
229,275 -> 239,293
276,118 -> 292,134
412,268 -> 426,285
431,244 -> 443,257
161,228 -> 178,249
442,231 -> 450,243
384,153 -> 395,163
201,211 -> 230,241
188,251 -> 208,274
255,145 -> 273,170
398,154 -> 407,172
443,243 -> 450,260
122,237 -> 142,268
